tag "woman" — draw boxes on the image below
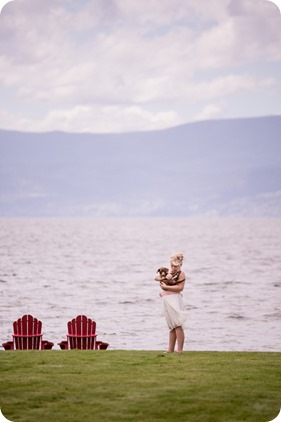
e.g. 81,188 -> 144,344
155,253 -> 186,353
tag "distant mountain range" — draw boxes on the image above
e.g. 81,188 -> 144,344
0,116 -> 280,217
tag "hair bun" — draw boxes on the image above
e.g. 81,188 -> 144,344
170,253 -> 184,266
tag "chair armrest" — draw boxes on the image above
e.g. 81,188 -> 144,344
96,341 -> 109,350
2,341 -> 14,350
58,340 -> 68,350
41,340 -> 54,350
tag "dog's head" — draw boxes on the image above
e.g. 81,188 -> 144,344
157,267 -> 169,278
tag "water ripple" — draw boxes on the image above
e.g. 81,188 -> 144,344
0,217 -> 280,351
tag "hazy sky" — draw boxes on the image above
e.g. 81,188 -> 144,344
0,0 -> 280,133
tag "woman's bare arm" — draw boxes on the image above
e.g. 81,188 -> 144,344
161,280 -> 185,292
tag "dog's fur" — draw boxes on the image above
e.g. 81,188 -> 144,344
157,267 -> 182,285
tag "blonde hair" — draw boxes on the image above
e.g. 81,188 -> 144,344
170,253 -> 184,267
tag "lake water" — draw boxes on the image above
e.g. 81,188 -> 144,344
0,218 -> 280,352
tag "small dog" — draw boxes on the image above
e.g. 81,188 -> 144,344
157,267 -> 181,285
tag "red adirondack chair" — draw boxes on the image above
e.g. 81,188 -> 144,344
2,314 -> 54,350
58,315 -> 109,350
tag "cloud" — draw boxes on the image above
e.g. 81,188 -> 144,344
189,74 -> 275,101
40,104 -> 182,133
114,0 -> 230,25
193,104 -> 223,121
0,103 -> 182,133
0,0 -> 280,132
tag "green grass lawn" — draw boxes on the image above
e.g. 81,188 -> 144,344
0,350 -> 280,422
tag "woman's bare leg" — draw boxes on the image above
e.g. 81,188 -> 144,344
168,329 -> 176,352
175,326 -> 185,353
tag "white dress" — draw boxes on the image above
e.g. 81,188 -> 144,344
162,293 -> 187,331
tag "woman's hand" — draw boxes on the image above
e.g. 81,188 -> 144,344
160,282 -> 167,290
